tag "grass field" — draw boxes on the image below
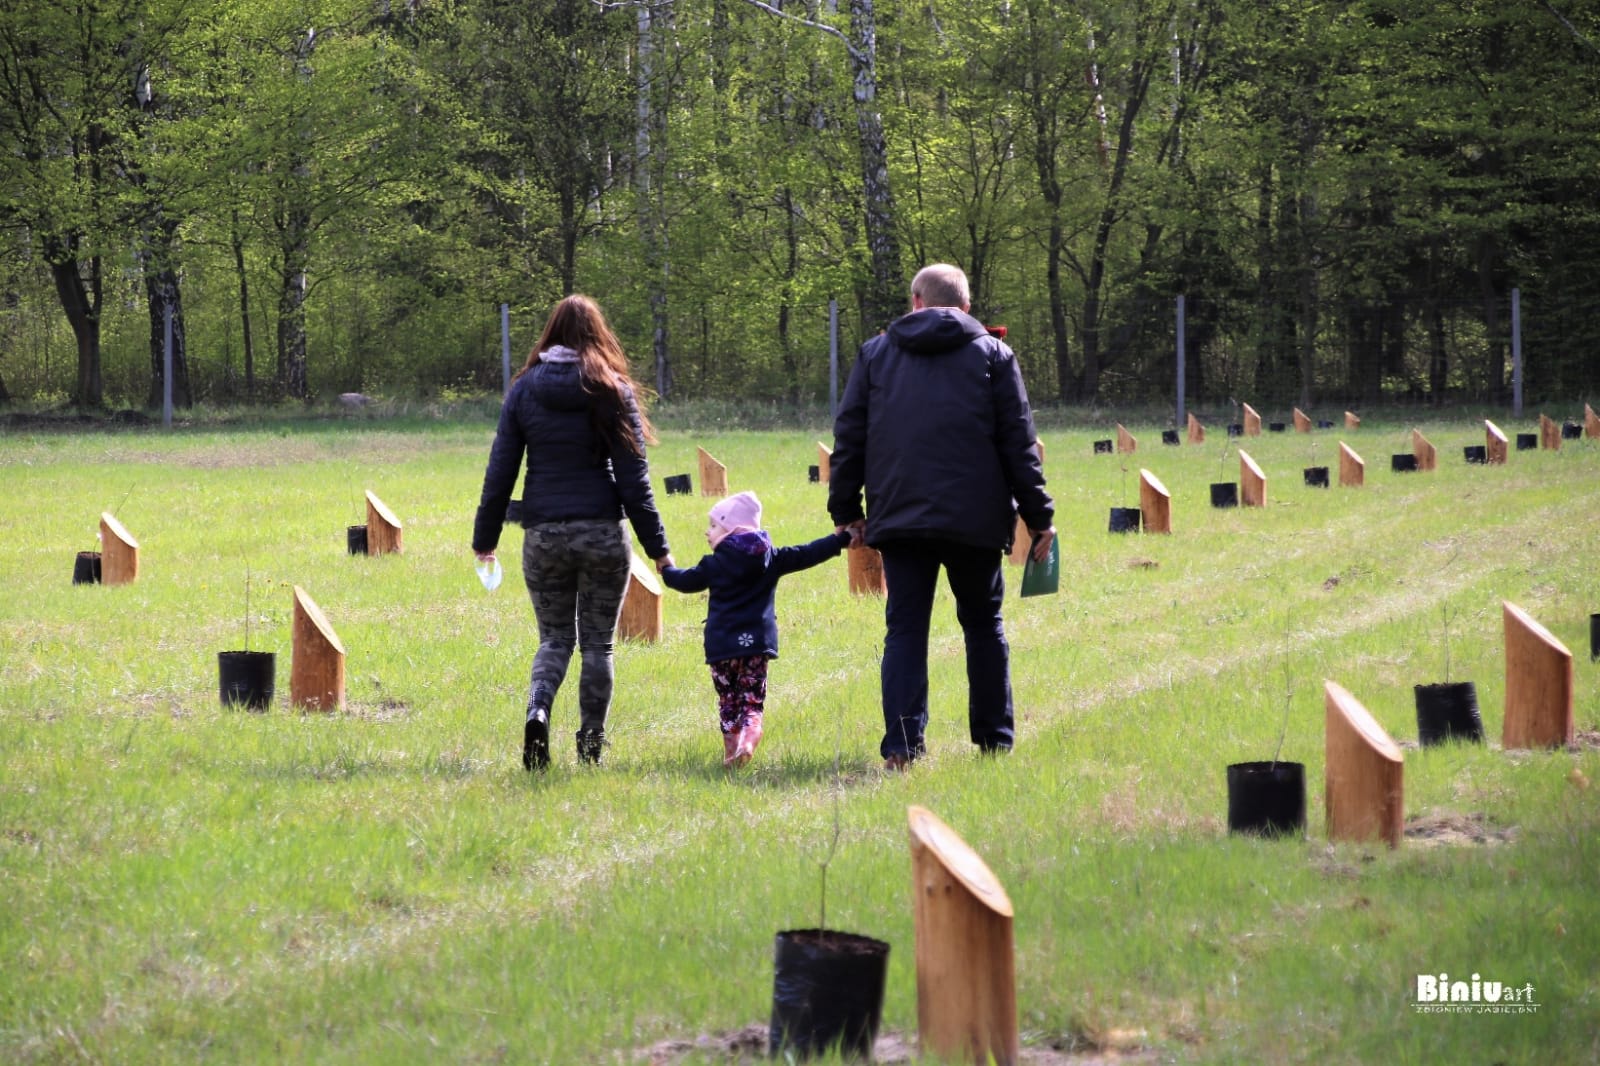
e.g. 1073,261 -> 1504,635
1,407 -> 1597,1064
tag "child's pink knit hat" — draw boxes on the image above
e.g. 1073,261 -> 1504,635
709,491 -> 763,533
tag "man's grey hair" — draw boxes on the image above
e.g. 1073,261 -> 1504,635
910,264 -> 970,310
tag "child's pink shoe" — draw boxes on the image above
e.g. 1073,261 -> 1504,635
734,715 -> 763,764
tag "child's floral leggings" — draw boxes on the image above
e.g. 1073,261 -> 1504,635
710,654 -> 769,733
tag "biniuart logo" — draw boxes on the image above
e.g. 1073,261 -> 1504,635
1414,972 -> 1539,1014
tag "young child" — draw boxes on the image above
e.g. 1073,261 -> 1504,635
659,491 -> 851,767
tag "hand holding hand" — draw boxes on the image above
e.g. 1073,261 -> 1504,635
1029,527 -> 1056,564
654,553 -> 675,572
835,519 -> 867,548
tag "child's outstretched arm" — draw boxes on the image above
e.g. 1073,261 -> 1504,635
770,530 -> 854,578
659,556 -> 714,594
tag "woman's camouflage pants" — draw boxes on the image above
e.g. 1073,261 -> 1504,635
520,519 -> 631,735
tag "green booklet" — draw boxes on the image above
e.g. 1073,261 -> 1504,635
1019,535 -> 1060,597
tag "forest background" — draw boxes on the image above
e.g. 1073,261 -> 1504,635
2,0 -> 1598,415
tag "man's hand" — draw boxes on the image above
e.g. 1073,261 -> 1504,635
474,551 -> 496,564
1029,527 -> 1055,564
654,553 -> 675,572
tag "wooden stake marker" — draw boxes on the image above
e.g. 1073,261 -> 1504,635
1186,412 -> 1205,444
364,490 -> 403,555
290,585 -> 345,712
1324,680 -> 1404,848
1338,442 -> 1364,487
908,805 -> 1018,1066
99,512 -> 140,586
1239,450 -> 1266,508
1139,469 -> 1171,534
1293,407 -> 1311,433
1502,601 -> 1574,750
1345,410 -> 1361,430
848,544 -> 886,596
1115,423 -> 1136,454
816,442 -> 832,483
1411,429 -> 1436,472
1242,403 -> 1262,437
1007,441 -> 1047,566
1484,419 -> 1508,465
618,553 -> 663,643
1539,414 -> 1560,452
1586,403 -> 1600,439
697,447 -> 728,497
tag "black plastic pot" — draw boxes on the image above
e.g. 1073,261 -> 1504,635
1161,429 -> 1180,446
770,929 -> 889,1062
1226,761 -> 1306,837
1414,682 -> 1483,746
1227,423 -> 1243,437
219,651 -> 276,711
1463,445 -> 1487,464
1563,421 -> 1583,440
808,465 -> 820,483
1391,453 -> 1418,472
73,551 -> 102,585
1210,482 -> 1238,508
1516,433 -> 1537,451
1317,419 -> 1334,429
1269,421 -> 1286,433
1108,507 -> 1141,534
347,525 -> 368,556
1303,466 -> 1329,488
1093,439 -> 1113,454
665,473 -> 692,495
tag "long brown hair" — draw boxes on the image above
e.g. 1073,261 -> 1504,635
517,294 -> 655,455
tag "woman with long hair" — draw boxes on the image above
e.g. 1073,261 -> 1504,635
472,294 -> 674,770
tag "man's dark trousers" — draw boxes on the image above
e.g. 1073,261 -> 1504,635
877,539 -> 1014,759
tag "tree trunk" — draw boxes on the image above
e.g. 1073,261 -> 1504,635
847,0 -> 904,334
636,4 -> 672,397
46,245 -> 103,409
277,252 -> 309,401
231,211 -> 257,399
143,263 -> 192,409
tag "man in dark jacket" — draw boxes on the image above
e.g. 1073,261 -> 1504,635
827,263 -> 1055,769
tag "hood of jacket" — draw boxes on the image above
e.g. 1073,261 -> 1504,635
885,307 -> 990,356
528,348 -> 588,413
716,530 -> 773,570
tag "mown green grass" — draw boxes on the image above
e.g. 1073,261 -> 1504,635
1,412 -> 1597,1064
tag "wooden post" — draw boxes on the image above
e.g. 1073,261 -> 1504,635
290,585 -> 346,712
1115,423 -> 1136,454
1324,680 -> 1404,848
617,553 -> 663,642
99,512 -> 140,586
849,545 -> 886,596
1006,441 -> 1047,565
1411,429 -> 1436,472
1242,403 -> 1261,436
1502,601 -> 1574,749
1293,407 -> 1311,433
1539,413 -> 1560,451
908,805 -> 1018,1066
1138,469 -> 1171,534
1484,419 -> 1508,465
1345,410 -> 1361,430
1186,412 -> 1204,444
1586,403 -> 1600,439
697,447 -> 728,497
816,442 -> 832,483
364,490 -> 403,555
1239,450 -> 1266,508
1338,442 -> 1364,488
